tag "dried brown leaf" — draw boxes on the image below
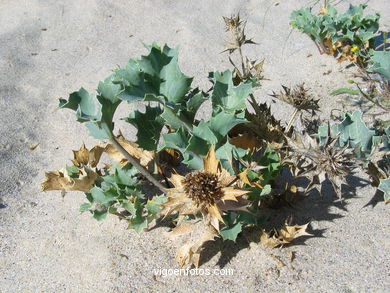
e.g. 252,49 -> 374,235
319,7 -> 328,15
163,223 -> 195,240
244,102 -> 286,148
260,229 -> 281,248
105,134 -> 154,168
29,143 -> 39,151
72,144 -> 105,168
278,223 -> 312,243
260,222 -> 312,248
203,145 -> 219,175
41,167 -> 97,192
165,221 -> 218,268
230,132 -> 259,151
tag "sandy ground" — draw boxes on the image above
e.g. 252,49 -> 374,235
0,0 -> 389,292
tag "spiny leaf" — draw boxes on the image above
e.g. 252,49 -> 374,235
160,104 -> 192,131
216,140 -> 247,174
79,203 -> 92,212
368,51 -> 390,81
181,90 -> 208,123
93,210 -> 108,221
146,195 -> 167,216
71,144 -> 105,168
378,177 -> 390,203
220,212 -> 243,242
124,105 -> 164,151
210,111 -> 247,138
89,186 -> 116,205
97,75 -> 123,104
115,44 -> 193,105
159,127 -> 190,154
290,4 -> 380,63
128,199 -> 148,233
317,110 -> 377,154
60,88 -> 102,122
220,220 -> 242,241
210,70 -> 253,113
258,146 -> 282,186
159,110 -> 248,170
159,48 -> 194,103
159,128 -> 203,169
107,164 -> 139,187
60,79 -> 121,138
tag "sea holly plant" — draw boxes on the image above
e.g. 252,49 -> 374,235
290,3 -> 381,64
330,49 -> 390,115
291,3 -> 390,114
43,36 -> 302,267
42,9 -> 390,269
316,110 -> 390,202
289,2 -> 390,202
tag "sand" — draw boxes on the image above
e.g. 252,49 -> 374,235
0,0 -> 389,292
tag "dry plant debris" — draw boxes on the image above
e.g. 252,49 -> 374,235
260,222 -> 312,248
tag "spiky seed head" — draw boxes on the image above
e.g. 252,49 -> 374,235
183,171 -> 223,207
223,14 -> 243,32
271,83 -> 319,112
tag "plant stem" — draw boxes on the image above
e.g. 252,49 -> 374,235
286,108 -> 300,133
228,56 -> 242,78
237,43 -> 262,115
249,93 -> 261,114
324,0 -> 329,8
109,136 -> 167,193
238,46 -> 247,77
356,84 -> 390,111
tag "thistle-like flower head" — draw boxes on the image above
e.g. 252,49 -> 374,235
271,83 -> 320,113
161,146 -> 249,231
287,132 -> 356,198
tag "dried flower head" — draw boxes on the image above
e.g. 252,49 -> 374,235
271,83 -> 320,113
222,14 -> 255,53
183,172 -> 223,206
246,58 -> 264,80
161,145 -> 249,231
223,14 -> 244,32
287,132 -> 356,198
245,101 -> 286,148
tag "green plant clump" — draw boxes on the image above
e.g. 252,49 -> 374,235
290,4 -> 381,64
317,110 -> 390,202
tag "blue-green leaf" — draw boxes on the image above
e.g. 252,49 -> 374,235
378,177 -> 390,203
124,105 -> 164,151
368,51 -> 390,81
220,218 -> 242,241
211,70 -> 253,113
